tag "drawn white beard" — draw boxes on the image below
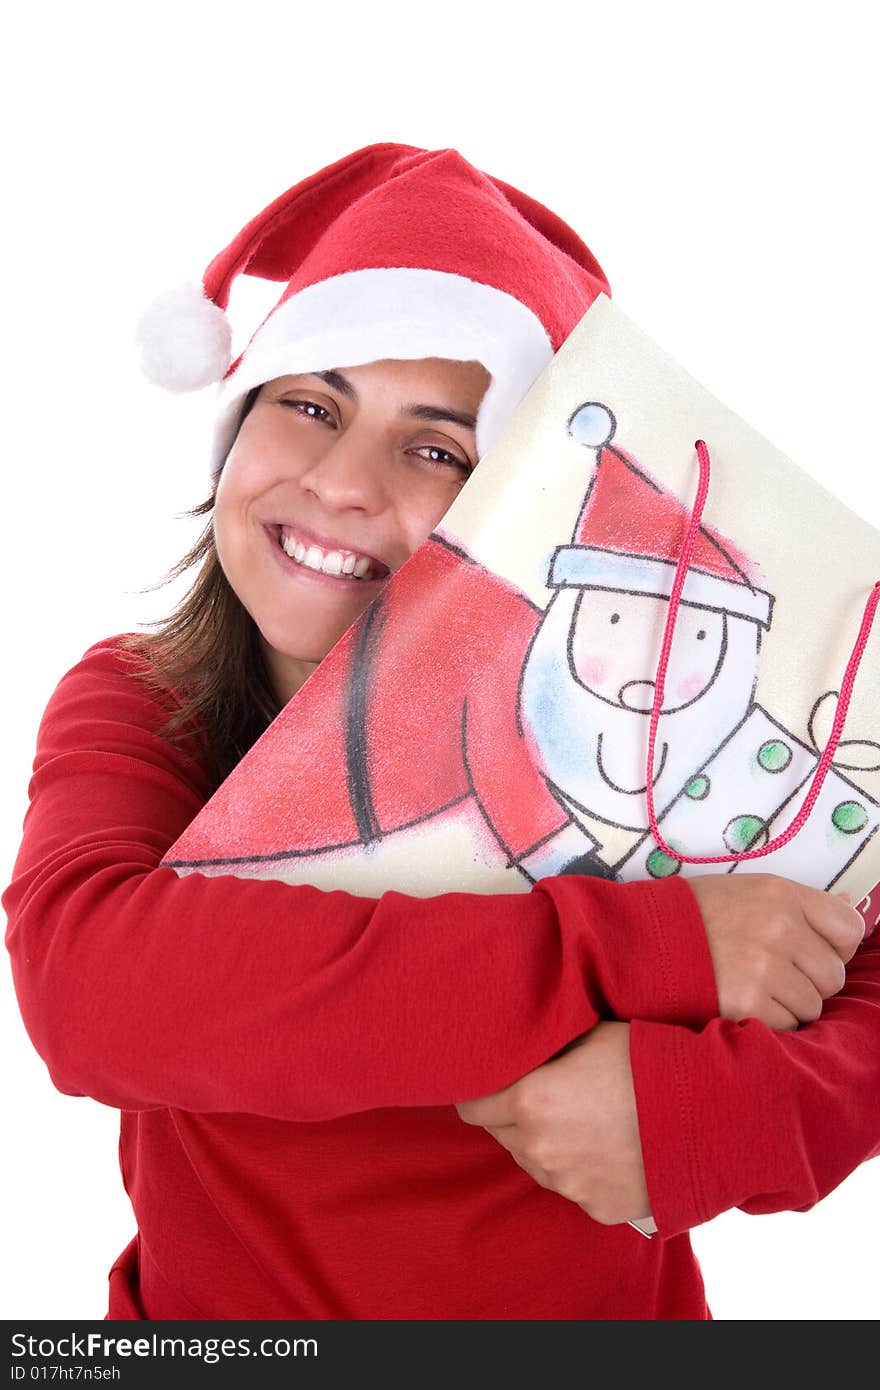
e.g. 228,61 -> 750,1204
519,589 -> 761,830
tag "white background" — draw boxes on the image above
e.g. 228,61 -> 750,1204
2,0 -> 878,1321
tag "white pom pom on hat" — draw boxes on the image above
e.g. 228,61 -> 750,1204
134,141 -> 612,471
136,283 -> 233,393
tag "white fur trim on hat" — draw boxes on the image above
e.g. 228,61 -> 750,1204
548,545 -> 774,628
136,283 -> 233,393
208,267 -> 554,470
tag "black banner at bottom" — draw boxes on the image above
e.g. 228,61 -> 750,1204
3,1318 -> 693,1386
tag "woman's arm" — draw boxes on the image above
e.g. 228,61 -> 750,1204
456,926 -> 879,1230
3,636 -> 717,1123
629,925 -> 880,1236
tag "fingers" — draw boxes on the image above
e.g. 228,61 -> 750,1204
792,937 -> 848,1002
481,1123 -> 520,1156
762,999 -> 802,1032
723,961 -> 821,1029
798,883 -> 866,962
456,1089 -> 518,1127
766,961 -> 824,1026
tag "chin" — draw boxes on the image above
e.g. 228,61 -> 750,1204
258,621 -> 341,668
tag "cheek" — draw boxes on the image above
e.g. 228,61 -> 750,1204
218,423 -> 289,505
676,670 -> 710,701
212,464 -> 243,533
211,492 -> 237,567
398,488 -> 463,558
571,616 -> 614,688
212,491 -> 258,600
578,655 -> 608,686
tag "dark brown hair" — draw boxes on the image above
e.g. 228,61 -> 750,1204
118,387 -> 282,791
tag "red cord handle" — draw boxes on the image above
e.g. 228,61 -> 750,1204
645,440 -> 880,864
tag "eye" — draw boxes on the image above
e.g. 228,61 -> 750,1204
610,613 -> 620,624
279,398 -> 337,426
411,444 -> 474,477
697,629 -> 706,640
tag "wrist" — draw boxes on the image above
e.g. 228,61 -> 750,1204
582,874 -> 719,1025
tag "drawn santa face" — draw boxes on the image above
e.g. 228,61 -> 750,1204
570,589 -> 726,712
520,586 -> 761,830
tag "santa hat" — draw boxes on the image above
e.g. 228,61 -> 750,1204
135,141 -> 610,473
550,403 -> 774,628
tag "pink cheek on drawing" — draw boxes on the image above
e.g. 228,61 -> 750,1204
578,656 -> 608,687
677,671 -> 709,701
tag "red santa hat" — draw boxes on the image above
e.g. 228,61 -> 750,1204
135,141 -> 610,474
550,402 -> 774,628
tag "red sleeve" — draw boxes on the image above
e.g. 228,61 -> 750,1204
3,637 -> 717,1123
629,927 -> 880,1237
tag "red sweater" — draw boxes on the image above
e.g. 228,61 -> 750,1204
5,636 -> 880,1320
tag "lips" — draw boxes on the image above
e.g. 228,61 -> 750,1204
265,523 -> 392,584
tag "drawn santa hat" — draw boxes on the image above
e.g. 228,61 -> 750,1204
135,141 -> 610,474
550,402 -> 774,628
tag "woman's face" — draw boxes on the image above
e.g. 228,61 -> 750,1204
214,357 -> 491,704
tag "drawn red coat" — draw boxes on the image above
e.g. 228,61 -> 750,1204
167,533 -> 571,870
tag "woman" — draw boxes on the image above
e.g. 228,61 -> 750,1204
3,142 -> 872,1320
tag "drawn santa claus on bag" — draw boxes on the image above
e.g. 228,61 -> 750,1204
519,402 -> 774,846
167,399 -> 783,887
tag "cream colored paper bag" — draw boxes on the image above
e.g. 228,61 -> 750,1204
165,294 -> 880,913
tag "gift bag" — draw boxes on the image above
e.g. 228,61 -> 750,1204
163,294 -> 880,920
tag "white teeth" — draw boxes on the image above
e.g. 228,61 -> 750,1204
278,528 -> 379,580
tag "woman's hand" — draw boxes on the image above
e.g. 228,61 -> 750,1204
688,873 -> 866,1031
456,1021 -> 650,1227
455,877 -> 866,1226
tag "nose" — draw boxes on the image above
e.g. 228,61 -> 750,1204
297,427 -> 388,513
618,679 -> 658,712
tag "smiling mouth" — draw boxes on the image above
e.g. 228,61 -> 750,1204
596,732 -> 669,794
270,524 -> 390,582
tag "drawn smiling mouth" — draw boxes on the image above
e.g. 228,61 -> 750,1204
596,732 -> 669,795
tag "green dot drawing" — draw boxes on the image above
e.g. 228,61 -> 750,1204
685,775 -> 710,800
757,740 -> 792,773
646,847 -> 682,878
723,814 -> 769,854
831,801 -> 868,834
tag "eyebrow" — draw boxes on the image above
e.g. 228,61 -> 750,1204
309,369 -> 478,431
